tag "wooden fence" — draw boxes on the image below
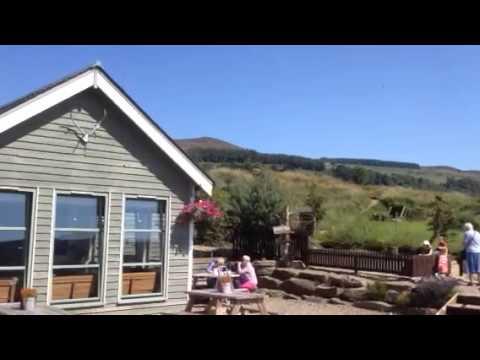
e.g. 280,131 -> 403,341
306,248 -> 446,277
232,232 -> 309,261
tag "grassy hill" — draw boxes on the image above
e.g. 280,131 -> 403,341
175,137 -> 242,151
206,164 -> 476,254
177,137 -> 480,253
176,136 -> 480,184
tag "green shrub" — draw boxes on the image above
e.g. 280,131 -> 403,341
363,239 -> 386,252
366,281 -> 388,301
409,278 -> 458,309
394,291 -> 411,308
398,245 -> 419,255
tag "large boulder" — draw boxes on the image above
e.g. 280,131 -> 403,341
258,276 -> 283,290
384,281 -> 415,292
385,289 -> 400,304
253,260 -> 277,268
256,267 -> 276,277
253,260 -> 277,277
280,278 -> 316,296
290,260 -> 307,269
272,268 -> 300,281
298,270 -> 328,283
340,288 -> 368,302
315,285 -> 338,298
353,300 -> 394,312
329,275 -> 364,288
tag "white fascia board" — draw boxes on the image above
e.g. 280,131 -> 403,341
95,71 -> 213,195
0,69 -> 213,196
0,72 -> 94,134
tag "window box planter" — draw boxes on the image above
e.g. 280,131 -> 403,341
0,278 -> 18,303
52,274 -> 95,300
122,271 -> 157,295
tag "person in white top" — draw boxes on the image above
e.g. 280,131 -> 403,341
236,255 -> 258,291
463,223 -> 480,286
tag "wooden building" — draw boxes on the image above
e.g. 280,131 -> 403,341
0,65 -> 213,314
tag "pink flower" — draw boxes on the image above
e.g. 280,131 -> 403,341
180,199 -> 223,222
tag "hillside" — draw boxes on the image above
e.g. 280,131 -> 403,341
175,137 -> 242,151
175,137 -> 480,195
205,165 -> 476,253
183,137 -> 480,254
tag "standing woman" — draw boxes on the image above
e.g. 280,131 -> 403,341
237,255 -> 258,291
463,223 -> 480,286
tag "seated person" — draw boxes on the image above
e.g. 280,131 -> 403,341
206,257 -> 226,288
236,255 -> 258,291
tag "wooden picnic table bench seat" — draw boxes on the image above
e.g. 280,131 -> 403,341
185,289 -> 268,315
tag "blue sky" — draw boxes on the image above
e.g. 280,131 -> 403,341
0,45 -> 478,170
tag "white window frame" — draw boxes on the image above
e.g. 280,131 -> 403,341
0,186 -> 37,289
118,194 -> 170,305
48,190 -> 109,307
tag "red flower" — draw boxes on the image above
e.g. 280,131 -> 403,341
180,199 -> 223,222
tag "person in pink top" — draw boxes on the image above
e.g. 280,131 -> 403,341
435,240 -> 450,278
237,255 -> 257,291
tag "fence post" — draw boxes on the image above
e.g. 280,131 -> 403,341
354,254 -> 358,275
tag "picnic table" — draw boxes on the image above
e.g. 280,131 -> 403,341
192,272 -> 240,289
185,289 -> 268,315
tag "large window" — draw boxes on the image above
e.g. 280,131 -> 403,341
121,198 -> 167,299
0,191 -> 33,301
51,194 -> 105,302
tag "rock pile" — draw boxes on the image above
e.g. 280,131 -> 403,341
256,265 -> 422,313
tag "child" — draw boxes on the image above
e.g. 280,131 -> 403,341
206,257 -> 226,288
435,240 -> 449,278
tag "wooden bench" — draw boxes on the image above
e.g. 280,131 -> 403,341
185,289 -> 268,315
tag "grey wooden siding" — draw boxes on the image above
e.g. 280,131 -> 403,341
0,89 -> 192,308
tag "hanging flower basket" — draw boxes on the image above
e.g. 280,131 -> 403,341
180,199 -> 223,223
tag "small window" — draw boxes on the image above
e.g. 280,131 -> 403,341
0,191 -> 33,301
121,198 -> 167,299
51,194 -> 105,303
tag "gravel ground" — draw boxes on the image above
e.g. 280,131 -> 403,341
262,298 -> 386,315
187,297 -> 386,315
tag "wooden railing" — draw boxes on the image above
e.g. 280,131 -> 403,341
306,248 -> 443,277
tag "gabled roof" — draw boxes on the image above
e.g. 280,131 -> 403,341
0,65 -> 213,195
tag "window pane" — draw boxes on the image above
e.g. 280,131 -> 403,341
122,266 -> 162,296
125,199 -> 166,230
54,231 -> 101,265
52,268 -> 99,301
0,231 -> 27,266
56,195 -> 104,229
0,270 -> 24,302
0,192 -> 30,228
123,231 -> 164,263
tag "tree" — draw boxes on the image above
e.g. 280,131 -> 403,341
227,171 -> 285,257
305,183 -> 326,230
428,196 -> 456,241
